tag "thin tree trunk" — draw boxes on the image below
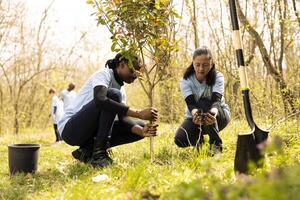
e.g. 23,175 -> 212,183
14,103 -> 19,135
148,86 -> 155,163
278,0 -> 289,113
185,0 -> 199,49
292,0 -> 300,27
191,0 -> 199,48
0,85 -> 3,134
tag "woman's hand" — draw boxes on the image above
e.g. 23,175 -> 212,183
138,107 -> 158,121
192,108 -> 217,126
202,112 -> 216,125
141,123 -> 158,137
209,107 -> 218,117
192,109 -> 201,125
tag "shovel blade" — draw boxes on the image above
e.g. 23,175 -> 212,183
253,125 -> 269,144
234,129 -> 267,174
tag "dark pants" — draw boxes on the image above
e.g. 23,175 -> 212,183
61,88 -> 144,149
53,124 -> 61,142
175,105 -> 230,147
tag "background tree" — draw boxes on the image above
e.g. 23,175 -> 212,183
236,0 -> 297,114
0,0 -> 298,136
0,1 -> 104,134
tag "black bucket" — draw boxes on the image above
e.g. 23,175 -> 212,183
8,144 -> 40,175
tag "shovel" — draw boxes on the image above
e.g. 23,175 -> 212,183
229,0 -> 269,174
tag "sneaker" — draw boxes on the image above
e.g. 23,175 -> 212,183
91,149 -> 113,168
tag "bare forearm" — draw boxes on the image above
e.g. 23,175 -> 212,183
126,109 -> 140,119
127,107 -> 158,121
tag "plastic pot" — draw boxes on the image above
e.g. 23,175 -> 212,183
8,143 -> 40,175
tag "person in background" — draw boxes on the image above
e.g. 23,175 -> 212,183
60,83 -> 77,110
174,46 -> 230,155
49,88 -> 64,143
58,52 -> 158,168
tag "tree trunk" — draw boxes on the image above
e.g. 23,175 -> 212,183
148,86 -> 155,163
26,84 -> 38,128
292,0 -> 300,27
0,85 -> 3,134
14,103 -> 19,135
186,0 -> 199,49
191,0 -> 199,48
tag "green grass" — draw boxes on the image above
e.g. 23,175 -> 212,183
0,120 -> 299,200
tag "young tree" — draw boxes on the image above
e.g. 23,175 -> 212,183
89,0 -> 178,162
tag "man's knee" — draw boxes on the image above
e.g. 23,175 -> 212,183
135,120 -> 145,128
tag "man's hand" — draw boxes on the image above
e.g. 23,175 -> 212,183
141,123 -> 158,137
138,107 -> 158,121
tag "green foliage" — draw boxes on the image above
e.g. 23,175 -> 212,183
167,165 -> 300,200
91,0 -> 179,107
93,0 -> 178,53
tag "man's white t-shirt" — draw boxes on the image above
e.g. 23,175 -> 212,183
57,68 -> 126,135
51,95 -> 64,124
60,89 -> 77,110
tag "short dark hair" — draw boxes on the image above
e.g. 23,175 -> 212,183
105,52 -> 141,70
49,88 -> 56,94
68,83 -> 75,91
183,46 -> 216,86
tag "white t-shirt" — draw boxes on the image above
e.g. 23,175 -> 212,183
60,89 -> 77,110
57,68 -> 126,135
51,95 -> 64,124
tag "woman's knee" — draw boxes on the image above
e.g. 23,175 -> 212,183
174,129 -> 189,148
61,119 -> 91,146
216,108 -> 230,131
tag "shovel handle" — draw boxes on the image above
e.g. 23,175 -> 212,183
229,0 -> 249,90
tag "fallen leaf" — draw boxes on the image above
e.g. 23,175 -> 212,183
92,174 -> 109,182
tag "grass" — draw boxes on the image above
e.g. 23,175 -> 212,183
0,119 -> 299,200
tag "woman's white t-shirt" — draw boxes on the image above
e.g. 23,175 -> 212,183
57,68 -> 126,135
180,71 -> 230,119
